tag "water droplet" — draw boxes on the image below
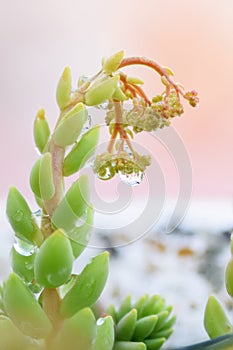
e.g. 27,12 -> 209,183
119,171 -> 144,186
97,318 -> 105,326
74,211 -> 87,228
13,210 -> 23,222
14,238 -> 36,256
32,209 -> 42,217
82,114 -> 92,132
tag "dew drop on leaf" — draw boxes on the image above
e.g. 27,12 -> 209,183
14,238 -> 36,256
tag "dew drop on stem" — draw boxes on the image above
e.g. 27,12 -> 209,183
14,238 -> 36,256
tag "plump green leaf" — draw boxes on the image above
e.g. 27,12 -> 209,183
39,152 -> 55,201
34,229 -> 74,288
116,309 -> 137,341
56,67 -> 71,110
33,109 -> 50,154
102,50 -> 124,74
117,295 -> 132,321
68,205 -> 94,259
6,187 -> 43,246
133,315 -> 158,341
3,273 -> 52,338
92,316 -> 114,350
60,252 -> 109,317
204,295 -> 233,339
11,246 -> 36,282
225,258 -> 233,297
51,308 -> 96,350
144,338 -> 166,350
30,159 -> 41,198
114,341 -> 146,350
53,103 -> 87,147
0,315 -> 30,350
85,76 -> 119,106
51,175 -> 90,232
63,125 -> 100,176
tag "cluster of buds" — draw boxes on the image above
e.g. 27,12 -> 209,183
184,90 -> 199,107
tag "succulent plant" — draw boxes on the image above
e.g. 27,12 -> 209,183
0,51 -> 198,349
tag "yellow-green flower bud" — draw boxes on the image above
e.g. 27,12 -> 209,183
68,205 -> 93,259
53,103 -> 88,147
33,109 -> 50,154
51,308 -> 96,350
102,50 -> 124,74
114,341 -> 146,350
126,76 -> 144,85
204,295 -> 233,338
11,246 -> 36,282
34,229 -> 74,288
60,251 -> 109,317
225,258 -> 233,297
51,175 -> 90,232
112,87 -> 127,101
63,125 -> 100,176
162,66 -> 174,76
3,273 -> 53,338
92,316 -> 114,350
30,158 -> 42,198
85,76 -> 119,106
6,187 -> 43,246
133,315 -> 158,341
116,309 -> 137,341
39,152 -> 55,201
56,66 -> 72,110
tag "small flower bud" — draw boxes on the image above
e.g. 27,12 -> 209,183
102,50 -> 124,74
33,109 -> 50,154
85,76 -> 119,106
56,66 -> 72,110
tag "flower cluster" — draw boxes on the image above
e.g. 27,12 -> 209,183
93,151 -> 151,180
184,90 -> 199,107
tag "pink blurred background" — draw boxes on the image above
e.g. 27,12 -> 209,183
1,0 -> 233,201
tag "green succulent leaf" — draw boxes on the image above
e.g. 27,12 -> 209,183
60,251 -> 109,317
33,109 -> 50,154
144,338 -> 166,350
3,273 -> 53,339
204,295 -> 233,339
34,229 -> 74,288
53,103 -> 88,147
92,316 -> 114,350
133,315 -> 158,341
30,158 -> 42,198
117,295 -> 132,321
0,315 -> 31,350
39,152 -> 55,201
51,174 -> 90,232
63,125 -> 100,176
6,187 -> 43,246
10,246 -> 36,282
114,341 -> 146,350
116,309 -> 137,341
68,205 -> 94,259
102,50 -> 124,74
225,258 -> 233,297
51,308 -> 96,350
56,66 -> 72,110
85,76 -> 119,106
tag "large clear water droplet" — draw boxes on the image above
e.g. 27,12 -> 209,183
119,170 -> 144,186
97,318 -> 105,326
14,238 -> 36,256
